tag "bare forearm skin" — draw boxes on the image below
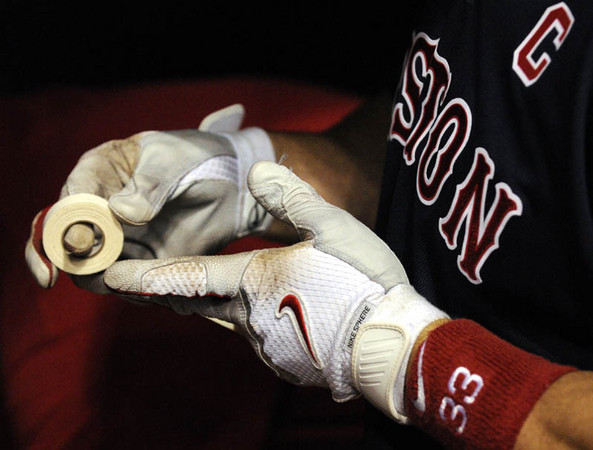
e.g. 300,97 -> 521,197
263,93 -> 393,242
267,131 -> 381,227
515,370 -> 593,449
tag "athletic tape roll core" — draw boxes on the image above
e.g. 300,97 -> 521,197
42,193 -> 124,275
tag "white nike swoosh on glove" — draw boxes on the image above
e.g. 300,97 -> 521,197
412,341 -> 427,413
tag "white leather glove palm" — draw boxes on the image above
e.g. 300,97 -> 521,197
26,105 -> 274,292
104,161 -> 448,423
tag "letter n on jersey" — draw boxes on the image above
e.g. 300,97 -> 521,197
439,149 -> 523,284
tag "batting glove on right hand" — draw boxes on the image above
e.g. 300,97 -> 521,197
104,161 -> 449,423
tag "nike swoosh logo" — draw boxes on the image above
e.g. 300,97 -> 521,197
277,293 -> 323,370
412,341 -> 427,413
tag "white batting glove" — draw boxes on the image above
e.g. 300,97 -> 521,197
25,105 -> 275,293
103,161 -> 449,423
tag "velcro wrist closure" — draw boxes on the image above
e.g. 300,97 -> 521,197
352,284 -> 448,424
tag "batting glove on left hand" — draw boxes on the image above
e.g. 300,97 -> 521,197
26,104 -> 274,293
104,161 -> 448,423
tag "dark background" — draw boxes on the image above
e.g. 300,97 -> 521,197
1,2 -> 415,96
1,2 -> 415,448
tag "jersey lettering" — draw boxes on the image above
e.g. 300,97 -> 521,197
439,148 -> 523,284
390,33 -> 523,284
512,2 -> 574,87
417,99 -> 472,205
391,33 -> 451,165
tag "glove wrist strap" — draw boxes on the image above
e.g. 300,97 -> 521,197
352,284 -> 448,423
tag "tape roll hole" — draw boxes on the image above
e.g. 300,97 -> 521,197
63,222 -> 103,257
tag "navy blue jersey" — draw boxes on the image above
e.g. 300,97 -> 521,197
369,1 -> 593,447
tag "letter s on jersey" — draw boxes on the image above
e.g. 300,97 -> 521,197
512,2 -> 574,87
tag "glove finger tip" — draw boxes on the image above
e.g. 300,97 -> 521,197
248,161 -> 291,187
103,259 -> 146,293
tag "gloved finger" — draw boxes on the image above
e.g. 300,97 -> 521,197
108,130 -> 235,225
247,161 -> 409,291
25,207 -> 59,288
103,251 -> 257,319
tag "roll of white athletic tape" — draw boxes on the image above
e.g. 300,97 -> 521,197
42,193 -> 124,275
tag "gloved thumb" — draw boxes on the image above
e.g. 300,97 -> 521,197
247,161 -> 409,291
108,131 -> 197,225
